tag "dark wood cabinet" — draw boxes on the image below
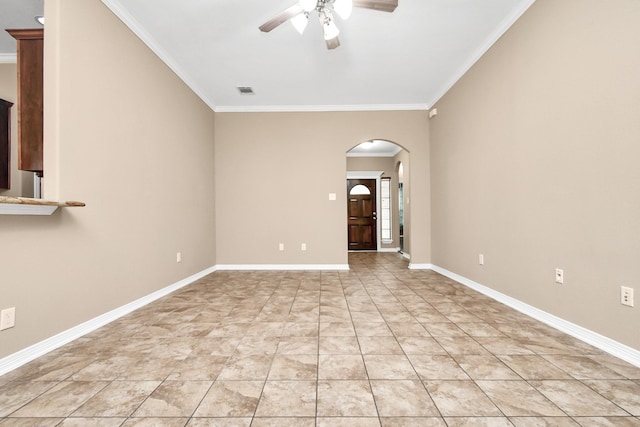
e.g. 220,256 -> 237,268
0,99 -> 13,189
7,29 -> 44,176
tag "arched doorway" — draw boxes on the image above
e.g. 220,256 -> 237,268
346,140 -> 410,255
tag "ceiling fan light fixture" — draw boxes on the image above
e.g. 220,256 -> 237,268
299,0 -> 317,13
333,0 -> 353,19
320,11 -> 340,40
291,12 -> 309,34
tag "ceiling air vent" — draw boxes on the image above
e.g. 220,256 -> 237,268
237,86 -> 255,95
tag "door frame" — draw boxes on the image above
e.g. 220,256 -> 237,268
346,170 -> 383,251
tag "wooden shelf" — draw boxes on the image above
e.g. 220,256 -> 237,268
0,196 -> 85,215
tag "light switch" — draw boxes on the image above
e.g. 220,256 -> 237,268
329,193 -> 337,201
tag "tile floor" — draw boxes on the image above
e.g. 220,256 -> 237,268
1,252 -> 639,426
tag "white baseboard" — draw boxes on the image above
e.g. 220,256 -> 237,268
216,264 -> 350,271
378,247 -> 400,253
430,264 -> 640,368
401,252 -> 411,260
409,263 -> 432,270
0,265 -> 217,377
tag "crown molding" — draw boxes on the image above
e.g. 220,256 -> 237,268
99,0 -> 218,112
213,103 -> 431,113
0,54 -> 17,64
427,0 -> 537,108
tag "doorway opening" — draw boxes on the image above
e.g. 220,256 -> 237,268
398,162 -> 405,253
346,140 -> 409,255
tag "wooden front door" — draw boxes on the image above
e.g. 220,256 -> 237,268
347,179 -> 377,250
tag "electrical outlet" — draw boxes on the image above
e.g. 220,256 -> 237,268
176,252 -> 182,263
478,254 -> 484,265
555,268 -> 564,284
301,243 -> 307,251
279,243 -> 285,251
0,307 -> 16,331
621,286 -> 634,307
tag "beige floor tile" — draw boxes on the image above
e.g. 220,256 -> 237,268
358,336 -> 404,355
454,355 -> 521,380
541,355 -> 627,380
71,380 -> 160,417
319,336 -> 361,354
254,380 -> 316,417
57,418 -> 126,426
396,337 -> 447,355
497,355 -> 573,380
422,322 -> 466,337
187,418 -> 252,426
277,337 -> 319,355
443,418 -> 514,427
317,418 -> 382,427
571,417 -> 640,426
509,417 -> 580,427
530,380 -> 630,416
435,336 -> 490,355
319,354 -> 367,379
10,381 -> 109,418
423,380 -> 502,417
353,322 -> 394,337
370,380 -> 439,416
317,380 -> 378,416
380,417 -> 447,426
583,380 -> 640,415
121,418 -> 189,426
587,354 -> 640,379
3,253 -> 638,426
167,356 -> 227,381
193,381 -> 263,417
319,322 -> 357,336
0,381 -> 58,417
252,418 -> 315,427
476,380 -> 564,416
407,355 -> 470,380
456,322 -> 505,337
268,354 -> 318,380
280,322 -> 319,337
0,419 -> 63,427
363,355 -> 419,379
131,380 -> 212,417
217,354 -> 273,380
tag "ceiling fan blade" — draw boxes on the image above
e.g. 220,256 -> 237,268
352,0 -> 398,13
326,37 -> 340,50
259,4 -> 304,33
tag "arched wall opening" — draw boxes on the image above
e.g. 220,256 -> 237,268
346,139 -> 411,258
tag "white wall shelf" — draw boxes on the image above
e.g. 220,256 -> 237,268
0,196 -> 85,216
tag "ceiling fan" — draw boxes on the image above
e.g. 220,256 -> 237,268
259,0 -> 398,50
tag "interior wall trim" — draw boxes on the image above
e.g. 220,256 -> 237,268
429,264 -> 640,368
378,247 -> 401,253
0,54 -> 17,64
0,265 -> 217,377
216,264 -> 350,271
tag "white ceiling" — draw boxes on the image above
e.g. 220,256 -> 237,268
1,0 -> 535,112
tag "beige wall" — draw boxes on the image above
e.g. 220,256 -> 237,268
0,0 -> 216,358
430,0 -> 640,350
0,63 -> 34,197
214,111 -> 430,266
